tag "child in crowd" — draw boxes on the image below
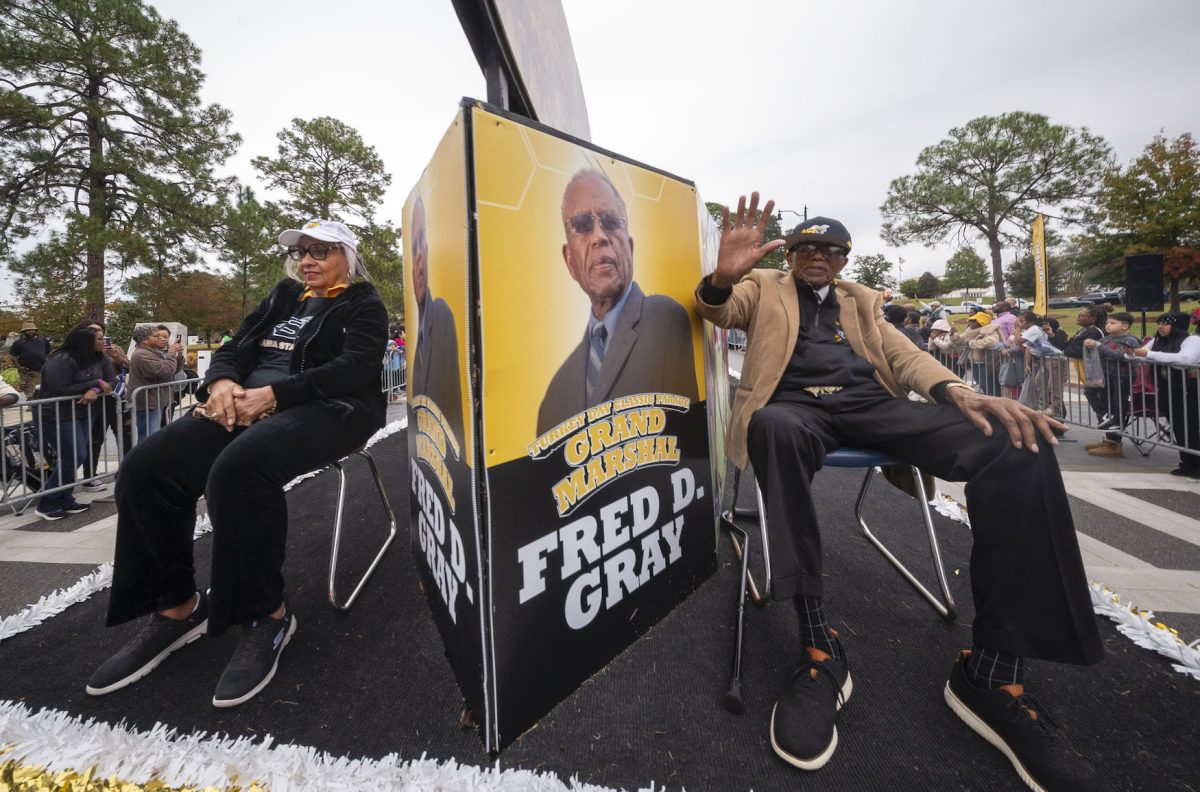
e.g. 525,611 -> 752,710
1083,311 -> 1142,457
1063,304 -> 1107,422
1016,311 -> 1066,417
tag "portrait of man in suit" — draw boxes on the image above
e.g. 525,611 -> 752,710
410,196 -> 464,447
537,169 -> 699,435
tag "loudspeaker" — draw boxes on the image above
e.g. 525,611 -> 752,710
1124,254 -> 1164,312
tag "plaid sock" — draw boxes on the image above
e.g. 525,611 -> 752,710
966,646 -> 1026,688
794,595 -> 841,661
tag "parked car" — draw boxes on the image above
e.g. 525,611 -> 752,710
1077,290 -> 1122,305
944,300 -> 986,315
1047,297 -> 1093,309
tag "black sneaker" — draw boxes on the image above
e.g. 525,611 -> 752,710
212,603 -> 296,708
770,647 -> 852,770
34,505 -> 65,521
86,591 -> 208,696
62,501 -> 89,514
80,480 -> 107,491
944,652 -> 1103,791
1169,465 -> 1200,479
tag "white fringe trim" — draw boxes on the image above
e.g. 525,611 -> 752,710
0,700 -> 637,792
0,418 -> 408,645
930,488 -> 1199,682
0,564 -> 113,643
929,489 -> 971,528
1088,582 -> 1200,681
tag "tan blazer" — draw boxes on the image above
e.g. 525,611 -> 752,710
694,269 -> 964,470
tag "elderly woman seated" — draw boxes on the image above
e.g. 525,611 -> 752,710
87,219 -> 387,708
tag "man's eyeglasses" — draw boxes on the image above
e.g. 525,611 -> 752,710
286,243 -> 341,261
566,212 -> 626,236
790,243 -> 848,259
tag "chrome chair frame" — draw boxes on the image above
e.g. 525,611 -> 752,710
328,448 -> 399,611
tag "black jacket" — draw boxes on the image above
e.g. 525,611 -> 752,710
199,278 -> 388,427
39,352 -> 106,399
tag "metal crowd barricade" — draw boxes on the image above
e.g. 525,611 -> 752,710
1,390 -> 124,515
381,346 -> 406,400
924,339 -> 1198,458
127,378 -> 200,447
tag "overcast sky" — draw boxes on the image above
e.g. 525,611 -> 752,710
35,1 -> 1200,294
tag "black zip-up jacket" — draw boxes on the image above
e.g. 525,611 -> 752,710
198,278 -> 388,427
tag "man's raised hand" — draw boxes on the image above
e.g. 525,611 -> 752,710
711,193 -> 786,289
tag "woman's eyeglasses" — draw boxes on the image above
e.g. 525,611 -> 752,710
566,212 -> 626,236
286,243 -> 341,261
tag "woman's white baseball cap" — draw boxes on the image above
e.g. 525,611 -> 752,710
278,218 -> 358,249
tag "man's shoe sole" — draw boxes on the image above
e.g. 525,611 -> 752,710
212,615 -> 297,709
85,619 -> 208,696
769,671 -> 853,771
34,510 -> 64,521
944,681 -> 1045,792
63,505 -> 89,514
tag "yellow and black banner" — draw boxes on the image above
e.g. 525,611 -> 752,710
1032,214 -> 1048,316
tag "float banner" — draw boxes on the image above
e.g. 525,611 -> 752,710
404,113 -> 490,747
471,102 -> 716,748
1032,214 -> 1048,316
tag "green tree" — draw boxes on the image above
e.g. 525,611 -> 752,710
251,117 -> 403,312
880,112 -> 1112,302
941,248 -> 991,293
914,271 -> 942,299
705,201 -> 785,270
847,253 -> 896,290
898,277 -> 921,298
106,300 -> 151,347
220,186 -> 286,318
8,232 -> 87,337
1005,249 -> 1067,298
124,269 -> 242,340
1089,132 -> 1200,309
0,0 -> 239,320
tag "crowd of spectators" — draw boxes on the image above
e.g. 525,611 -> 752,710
922,299 -> 1200,476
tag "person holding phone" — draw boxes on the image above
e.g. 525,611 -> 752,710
125,324 -> 185,443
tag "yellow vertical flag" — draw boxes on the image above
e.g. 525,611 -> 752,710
1032,214 -> 1048,316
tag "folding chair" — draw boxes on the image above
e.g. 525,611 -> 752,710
327,447 -> 399,611
721,448 -> 957,714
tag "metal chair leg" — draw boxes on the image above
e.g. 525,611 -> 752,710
328,449 -> 399,611
854,465 -> 957,621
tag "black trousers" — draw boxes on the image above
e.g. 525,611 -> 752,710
746,382 -> 1103,666
1164,373 -> 1200,468
107,402 -> 380,635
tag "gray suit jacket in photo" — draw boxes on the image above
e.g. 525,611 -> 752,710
412,293 -> 464,449
537,281 -> 699,435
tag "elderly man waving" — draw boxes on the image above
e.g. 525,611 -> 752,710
695,194 -> 1102,791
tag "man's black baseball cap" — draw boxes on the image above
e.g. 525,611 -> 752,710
784,216 -> 852,251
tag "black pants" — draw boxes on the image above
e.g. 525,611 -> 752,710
746,382 -> 1102,666
107,402 -> 380,635
82,397 -> 130,479
1164,372 -> 1200,468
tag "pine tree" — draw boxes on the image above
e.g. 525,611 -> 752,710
252,117 -> 403,312
0,0 -> 239,320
